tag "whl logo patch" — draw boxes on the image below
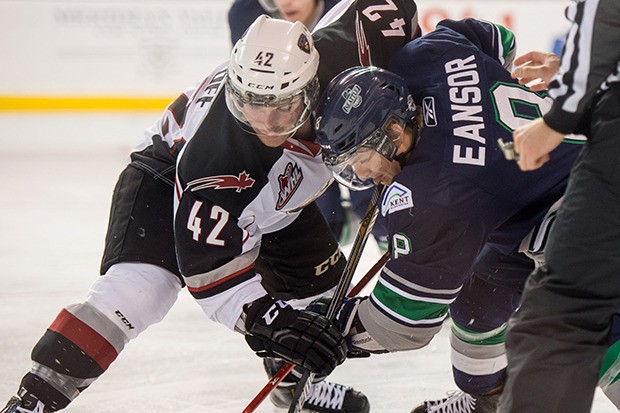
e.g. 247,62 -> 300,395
276,162 -> 303,210
381,182 -> 413,216
188,171 -> 255,193
342,84 -> 363,114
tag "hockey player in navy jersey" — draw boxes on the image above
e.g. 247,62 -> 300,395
1,2 -> 420,413
314,18 -> 588,413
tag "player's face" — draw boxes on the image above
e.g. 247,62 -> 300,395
274,0 -> 318,27
349,148 -> 402,186
331,119 -> 408,187
242,98 -> 306,147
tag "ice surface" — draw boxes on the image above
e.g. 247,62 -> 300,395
0,114 -> 616,412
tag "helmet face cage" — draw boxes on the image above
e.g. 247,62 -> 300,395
225,16 -> 320,137
322,115 -> 404,191
225,76 -> 319,137
322,115 -> 403,167
331,163 -> 375,191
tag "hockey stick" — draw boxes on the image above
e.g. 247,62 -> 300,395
348,250 -> 389,297
286,184 -> 387,413
241,250 -> 390,413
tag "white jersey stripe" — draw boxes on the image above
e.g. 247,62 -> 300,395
554,0 -> 601,113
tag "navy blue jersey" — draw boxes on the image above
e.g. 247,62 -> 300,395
357,19 -> 585,350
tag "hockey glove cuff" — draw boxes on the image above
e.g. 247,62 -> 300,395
308,296 -> 387,357
243,296 -> 347,376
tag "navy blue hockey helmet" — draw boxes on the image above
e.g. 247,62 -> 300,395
315,66 -> 416,189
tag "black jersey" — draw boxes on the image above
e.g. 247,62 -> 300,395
313,0 -> 420,91
168,0 -> 419,330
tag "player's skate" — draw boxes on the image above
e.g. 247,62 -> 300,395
1,395 -> 47,413
270,380 -> 370,413
411,390 -> 499,413
264,359 -> 370,413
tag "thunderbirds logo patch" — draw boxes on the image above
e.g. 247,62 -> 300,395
342,84 -> 363,114
188,171 -> 255,193
381,182 -> 413,216
276,162 -> 303,210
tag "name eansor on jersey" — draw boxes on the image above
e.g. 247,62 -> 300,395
445,54 -> 487,167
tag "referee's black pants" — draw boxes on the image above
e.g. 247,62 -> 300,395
500,83 -> 620,412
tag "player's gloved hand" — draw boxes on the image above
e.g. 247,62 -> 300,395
308,296 -> 387,357
243,296 -> 347,376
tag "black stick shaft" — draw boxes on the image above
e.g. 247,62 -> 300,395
286,185 -> 386,413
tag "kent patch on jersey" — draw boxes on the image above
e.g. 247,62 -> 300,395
381,182 -> 413,216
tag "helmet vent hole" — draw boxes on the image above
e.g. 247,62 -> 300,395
344,132 -> 357,149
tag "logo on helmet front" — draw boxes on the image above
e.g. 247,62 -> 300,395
342,84 -> 362,114
297,34 -> 311,54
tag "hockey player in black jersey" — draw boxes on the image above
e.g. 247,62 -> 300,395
311,18 -> 620,413
228,0 -> 391,249
1,2 -> 420,412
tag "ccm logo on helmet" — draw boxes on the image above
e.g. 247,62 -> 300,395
247,83 -> 275,90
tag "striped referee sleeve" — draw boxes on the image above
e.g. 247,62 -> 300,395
544,0 -> 620,134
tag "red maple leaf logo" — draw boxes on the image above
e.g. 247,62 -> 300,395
188,171 -> 256,193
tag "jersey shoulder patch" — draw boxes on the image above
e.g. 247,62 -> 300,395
381,181 -> 413,216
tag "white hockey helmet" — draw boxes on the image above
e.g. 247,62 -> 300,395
225,15 -> 320,137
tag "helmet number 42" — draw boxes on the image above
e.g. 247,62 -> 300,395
254,51 -> 274,67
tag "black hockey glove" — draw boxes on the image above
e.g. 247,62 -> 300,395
243,296 -> 347,376
308,296 -> 387,357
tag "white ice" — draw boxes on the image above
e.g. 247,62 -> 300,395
0,114 -> 616,412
